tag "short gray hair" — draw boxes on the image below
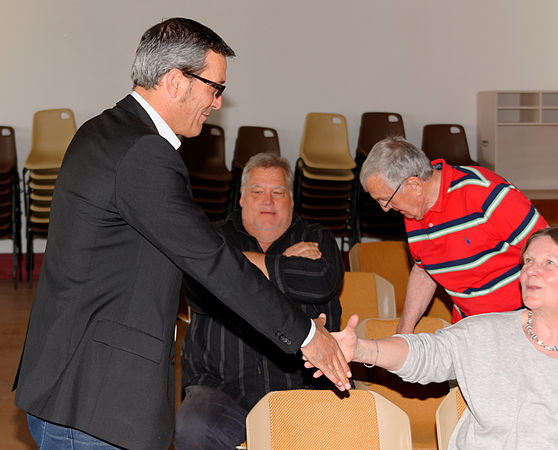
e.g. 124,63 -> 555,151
131,17 -> 235,89
359,136 -> 433,191
240,153 -> 293,193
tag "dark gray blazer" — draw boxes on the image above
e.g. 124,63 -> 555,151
14,95 -> 310,449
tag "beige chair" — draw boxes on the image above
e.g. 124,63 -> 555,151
436,386 -> 467,450
23,108 -> 77,285
349,241 -> 452,322
25,109 -> 76,170
246,389 -> 412,449
354,317 -> 450,450
295,113 -> 358,249
339,271 -> 396,328
299,113 -> 356,171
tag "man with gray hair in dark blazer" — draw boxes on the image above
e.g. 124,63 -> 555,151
13,18 -> 350,450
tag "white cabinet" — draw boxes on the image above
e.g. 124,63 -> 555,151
477,91 -> 558,190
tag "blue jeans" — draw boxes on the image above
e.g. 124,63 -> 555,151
27,414 -> 121,449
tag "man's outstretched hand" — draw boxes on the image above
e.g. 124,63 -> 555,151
300,314 -> 352,391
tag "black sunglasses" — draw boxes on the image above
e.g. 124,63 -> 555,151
181,70 -> 226,98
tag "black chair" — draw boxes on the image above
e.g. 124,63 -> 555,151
354,113 -> 407,241
229,126 -> 280,211
179,124 -> 232,222
0,126 -> 23,287
421,124 -> 478,166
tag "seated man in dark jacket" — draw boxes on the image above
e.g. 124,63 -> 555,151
174,153 -> 344,449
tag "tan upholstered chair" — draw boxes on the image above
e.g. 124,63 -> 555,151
348,241 -> 452,323
354,317 -> 450,450
435,386 -> 467,450
339,271 -> 397,328
246,389 -> 412,449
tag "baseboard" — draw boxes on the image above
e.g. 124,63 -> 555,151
0,253 -> 43,280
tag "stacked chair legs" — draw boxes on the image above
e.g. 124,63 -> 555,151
294,113 -> 358,250
0,126 -> 22,287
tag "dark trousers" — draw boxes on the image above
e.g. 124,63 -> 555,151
174,385 -> 248,450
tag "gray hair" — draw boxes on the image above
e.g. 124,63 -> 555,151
131,17 -> 235,89
240,153 -> 293,194
359,136 -> 433,191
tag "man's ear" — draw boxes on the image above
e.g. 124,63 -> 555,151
163,68 -> 187,99
406,176 -> 423,196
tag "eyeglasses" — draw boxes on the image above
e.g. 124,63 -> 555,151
377,175 -> 417,208
181,70 -> 226,98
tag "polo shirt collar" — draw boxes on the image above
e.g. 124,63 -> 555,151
426,158 -> 451,214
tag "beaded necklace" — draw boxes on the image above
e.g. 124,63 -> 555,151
525,310 -> 558,352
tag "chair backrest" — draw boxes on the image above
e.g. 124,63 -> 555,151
0,126 -> 18,174
354,317 -> 451,450
348,241 -> 412,314
232,126 -> 280,170
356,113 -> 405,165
348,241 -> 453,322
421,124 -> 478,166
435,386 -> 467,450
299,113 -> 355,170
246,389 -> 412,449
339,271 -> 396,327
25,109 -> 76,170
180,124 -> 231,181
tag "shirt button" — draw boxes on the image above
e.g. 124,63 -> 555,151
429,223 -> 434,227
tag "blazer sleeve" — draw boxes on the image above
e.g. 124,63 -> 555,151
114,134 -> 310,353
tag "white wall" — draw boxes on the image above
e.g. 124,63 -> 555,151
2,0 -> 558,252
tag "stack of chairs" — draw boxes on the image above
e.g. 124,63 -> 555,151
179,124 -> 231,222
354,112 -> 407,241
229,126 -> 280,211
294,113 -> 357,250
0,126 -> 22,287
421,124 -> 479,166
23,109 -> 76,285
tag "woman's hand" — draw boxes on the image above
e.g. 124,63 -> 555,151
304,314 -> 360,375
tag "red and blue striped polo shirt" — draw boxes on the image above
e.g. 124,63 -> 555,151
405,159 -> 547,322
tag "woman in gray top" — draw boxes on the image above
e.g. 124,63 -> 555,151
329,227 -> 558,449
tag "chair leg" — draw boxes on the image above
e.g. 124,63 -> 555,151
12,239 -> 17,289
27,230 -> 33,288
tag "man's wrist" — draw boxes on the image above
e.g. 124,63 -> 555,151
300,319 -> 316,347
